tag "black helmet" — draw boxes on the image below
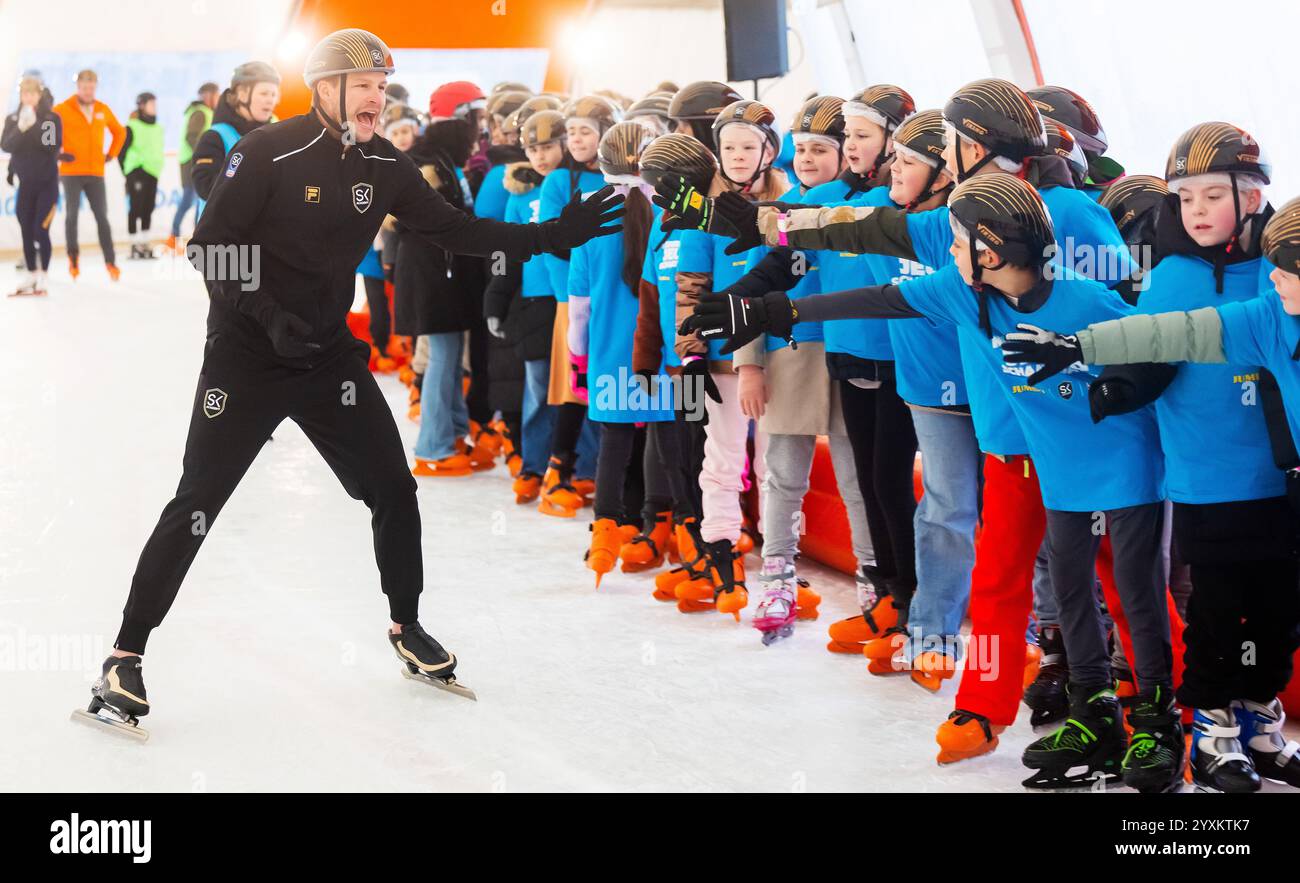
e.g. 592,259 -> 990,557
487,89 -> 532,122
502,95 -> 562,138
1263,196 -> 1300,277
711,100 -> 779,155
135,92 -> 156,106
892,109 -> 952,209
711,99 -> 779,187
1027,85 -> 1107,155
231,61 -> 281,90
520,110 -> 566,149
790,95 -> 846,141
303,29 -> 394,135
598,121 -> 655,179
1165,121 -> 1271,185
304,29 -> 394,86
943,79 -> 1047,180
564,94 -> 622,137
639,133 -> 718,193
844,84 -> 914,179
1098,174 -> 1168,242
668,81 -> 744,121
625,93 -> 673,136
949,174 -> 1055,334
1044,120 -> 1087,188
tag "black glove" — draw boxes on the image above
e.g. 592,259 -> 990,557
1001,323 -> 1084,386
679,290 -> 795,355
1087,377 -> 1134,424
681,357 -> 722,404
652,175 -> 725,233
632,368 -> 658,399
543,184 -> 626,251
712,190 -> 762,255
237,293 -> 321,359
510,165 -> 544,188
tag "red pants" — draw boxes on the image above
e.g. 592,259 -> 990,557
955,455 -> 1046,726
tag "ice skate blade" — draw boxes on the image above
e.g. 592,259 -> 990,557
70,708 -> 149,742
758,623 -> 795,646
401,667 -> 478,701
1021,766 -> 1120,790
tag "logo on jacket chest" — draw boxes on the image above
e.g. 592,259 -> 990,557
352,182 -> 373,214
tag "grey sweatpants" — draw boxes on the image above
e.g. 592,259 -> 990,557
1045,503 -> 1172,691
761,433 -> 873,565
62,175 -> 116,264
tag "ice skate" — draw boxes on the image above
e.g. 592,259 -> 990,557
71,655 -> 150,741
620,510 -> 672,573
1023,625 -> 1069,730
391,622 -> 475,701
585,518 -> 623,587
1121,686 -> 1185,793
538,457 -> 582,517
1234,698 -> 1300,788
653,517 -> 708,603
863,627 -> 909,676
1190,706 -> 1259,792
911,651 -> 957,693
936,709 -> 1005,765
412,453 -> 473,477
702,539 -> 749,620
9,272 -> 41,298
68,255 -> 79,280
1022,687 -> 1125,790
753,557 -> 797,645
826,565 -> 897,654
513,471 -> 542,504
794,579 -> 820,621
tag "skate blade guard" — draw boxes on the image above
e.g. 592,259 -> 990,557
400,667 -> 478,701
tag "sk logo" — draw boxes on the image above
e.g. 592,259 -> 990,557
203,388 -> 228,419
352,183 -> 373,214
225,152 -> 243,178
305,185 -> 320,203
1057,381 -> 1073,400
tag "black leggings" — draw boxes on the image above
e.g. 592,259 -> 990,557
593,422 -> 646,525
466,323 -> 493,427
549,402 -> 588,479
126,169 -> 158,234
839,376 -> 918,584
362,275 -> 390,354
16,175 -> 57,271
646,409 -> 702,522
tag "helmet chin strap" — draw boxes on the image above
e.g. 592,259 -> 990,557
312,74 -> 350,136
955,134 -> 995,183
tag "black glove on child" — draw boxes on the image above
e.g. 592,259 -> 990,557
651,176 -> 762,255
1001,323 -> 1084,385
542,184 -> 626,252
237,292 -> 321,359
679,289 -> 796,355
680,357 -> 722,404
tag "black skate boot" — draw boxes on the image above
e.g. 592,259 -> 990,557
1191,707 -> 1260,792
390,622 -> 476,701
1023,625 -> 1069,730
71,655 -> 150,741
1121,686 -> 1186,793
1235,698 -> 1300,788
1022,686 -> 1125,789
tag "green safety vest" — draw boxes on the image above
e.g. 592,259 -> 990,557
176,103 -> 213,165
124,117 -> 165,178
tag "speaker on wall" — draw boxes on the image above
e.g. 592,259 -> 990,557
723,0 -> 789,82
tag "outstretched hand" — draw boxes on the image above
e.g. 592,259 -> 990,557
1001,323 -> 1084,386
551,184 -> 626,250
678,289 -> 796,355
651,176 -> 763,255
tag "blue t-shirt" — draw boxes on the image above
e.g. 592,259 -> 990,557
803,180 -> 894,361
475,163 -> 510,222
540,166 -> 606,302
676,229 -> 757,361
745,185 -> 824,353
900,185 -> 1135,453
899,264 -> 1165,512
775,131 -> 796,189
1218,276 -> 1300,456
504,187 -> 552,298
570,228 -> 672,424
1133,254 -> 1283,504
642,209 -> 685,369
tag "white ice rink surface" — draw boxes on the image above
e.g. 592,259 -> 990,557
2,257 -> 1294,793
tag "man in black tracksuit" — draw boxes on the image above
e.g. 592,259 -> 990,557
109,30 -> 622,674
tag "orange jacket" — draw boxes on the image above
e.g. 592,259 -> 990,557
54,97 -> 126,177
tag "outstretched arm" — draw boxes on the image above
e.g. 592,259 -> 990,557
1002,307 -> 1228,385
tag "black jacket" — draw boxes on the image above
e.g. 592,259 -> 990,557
391,148 -> 484,336
191,92 -> 265,200
191,111 -> 568,368
1,105 -> 62,184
